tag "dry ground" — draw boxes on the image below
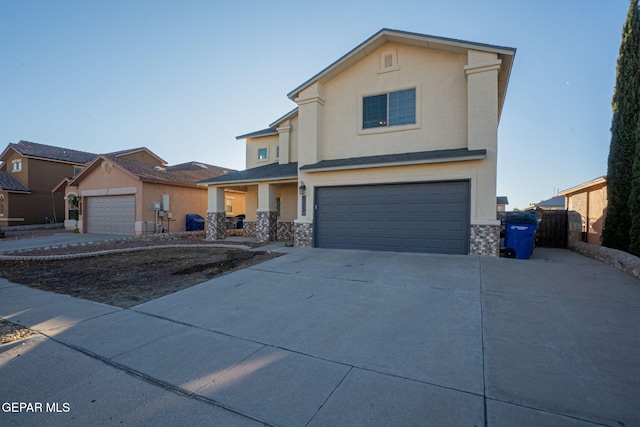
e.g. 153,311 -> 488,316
0,247 -> 280,309
0,231 -> 282,344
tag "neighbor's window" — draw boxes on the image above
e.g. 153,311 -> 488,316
258,148 -> 268,160
0,194 -> 4,215
68,195 -> 79,221
73,166 -> 83,176
225,198 -> 233,213
363,88 -> 416,129
12,159 -> 22,172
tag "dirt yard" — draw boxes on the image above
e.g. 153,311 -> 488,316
0,247 -> 280,309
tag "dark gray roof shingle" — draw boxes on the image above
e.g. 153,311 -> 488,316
7,140 -> 96,164
198,162 -> 298,185
0,171 -> 31,192
299,148 -> 486,171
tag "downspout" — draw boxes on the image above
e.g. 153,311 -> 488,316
586,190 -> 590,243
51,192 -> 58,224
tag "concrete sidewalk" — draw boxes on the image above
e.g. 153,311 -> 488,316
1,247 -> 639,426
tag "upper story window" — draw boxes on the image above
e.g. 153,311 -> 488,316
258,148 -> 268,160
363,88 -> 416,129
73,166 -> 83,176
12,159 -> 22,172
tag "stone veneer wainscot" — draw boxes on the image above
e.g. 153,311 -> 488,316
470,224 -> 500,256
206,211 -> 226,240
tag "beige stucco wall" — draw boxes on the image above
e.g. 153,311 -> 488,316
217,39 -> 505,242
292,43 -> 500,225
320,43 -> 468,160
235,183 -> 295,222
141,182 -> 208,233
67,159 -> 220,234
77,161 -> 142,194
274,116 -> 300,166
246,135 -> 279,169
566,184 -> 607,245
297,160 -> 486,223
243,115 -> 299,169
224,190 -> 246,217
245,186 -> 258,222
278,183 -> 297,221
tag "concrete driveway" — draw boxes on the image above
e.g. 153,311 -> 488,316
1,246 -> 639,426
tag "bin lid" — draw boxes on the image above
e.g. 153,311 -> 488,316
504,211 -> 538,224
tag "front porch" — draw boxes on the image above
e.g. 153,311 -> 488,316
206,181 -> 299,243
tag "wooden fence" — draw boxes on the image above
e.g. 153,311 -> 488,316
536,210 -> 568,248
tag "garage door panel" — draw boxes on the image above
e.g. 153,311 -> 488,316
86,196 -> 135,235
315,181 -> 469,254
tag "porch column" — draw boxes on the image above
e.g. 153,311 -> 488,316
206,186 -> 226,240
256,183 -> 277,242
277,121 -> 291,165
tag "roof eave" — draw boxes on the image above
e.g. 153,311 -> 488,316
287,28 -> 516,101
268,108 -> 299,128
236,128 -> 279,140
558,176 -> 607,196
198,176 -> 298,186
300,154 -> 486,173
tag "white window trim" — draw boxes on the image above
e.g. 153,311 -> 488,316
357,83 -> 421,136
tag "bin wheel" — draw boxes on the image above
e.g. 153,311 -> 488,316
504,248 -> 516,258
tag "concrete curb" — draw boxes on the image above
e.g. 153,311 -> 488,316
569,241 -> 640,280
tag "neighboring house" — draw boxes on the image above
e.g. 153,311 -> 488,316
559,176 -> 607,245
199,28 -> 516,255
55,150 -> 237,235
497,196 -> 509,212
525,195 -> 566,211
0,140 -> 96,226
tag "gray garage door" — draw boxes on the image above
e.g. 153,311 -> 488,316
86,195 -> 135,235
315,181 -> 470,254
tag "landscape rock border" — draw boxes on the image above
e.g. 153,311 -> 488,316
570,241 -> 640,280
0,231 -> 265,261
0,243 -> 254,261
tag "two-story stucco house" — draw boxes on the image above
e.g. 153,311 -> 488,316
0,140 -> 96,226
199,29 -> 516,255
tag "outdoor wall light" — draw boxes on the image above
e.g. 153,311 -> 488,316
298,181 -> 306,195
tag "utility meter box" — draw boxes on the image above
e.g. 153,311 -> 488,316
161,195 -> 170,211
152,202 -> 161,211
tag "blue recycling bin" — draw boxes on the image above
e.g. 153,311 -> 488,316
502,211 -> 538,259
185,214 -> 205,231
503,221 -> 538,259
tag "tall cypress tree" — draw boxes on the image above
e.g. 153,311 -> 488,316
603,0 -> 640,252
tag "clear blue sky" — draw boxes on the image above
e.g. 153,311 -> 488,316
0,0 -> 630,209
